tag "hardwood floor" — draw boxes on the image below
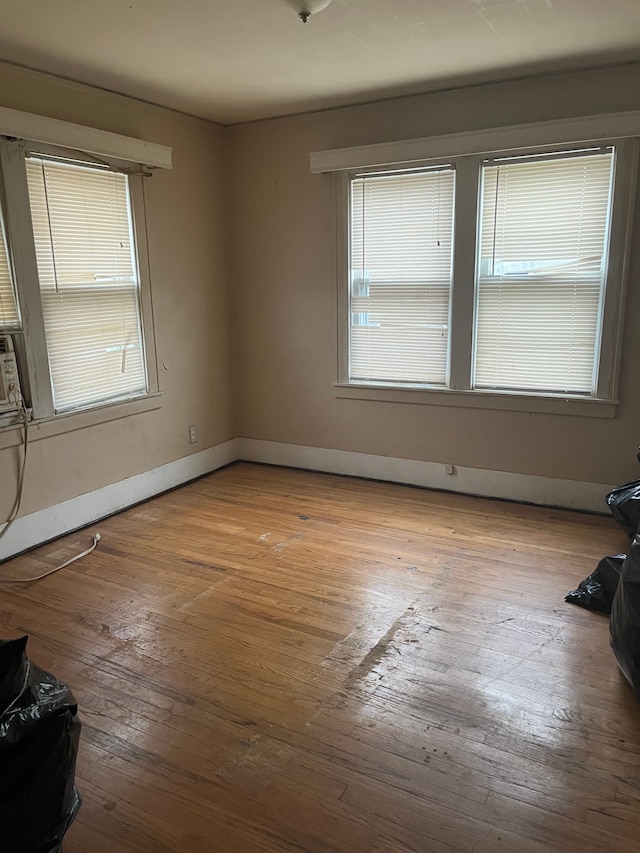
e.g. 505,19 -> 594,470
1,461 -> 639,853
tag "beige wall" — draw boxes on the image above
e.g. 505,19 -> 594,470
229,64 -> 640,486
2,61 -> 640,532
0,64 -> 234,520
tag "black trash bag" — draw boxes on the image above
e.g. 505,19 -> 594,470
565,554 -> 626,614
606,480 -> 640,538
610,537 -> 640,697
0,636 -> 82,853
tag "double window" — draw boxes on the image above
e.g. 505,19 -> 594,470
344,141 -> 633,404
0,138 -> 154,423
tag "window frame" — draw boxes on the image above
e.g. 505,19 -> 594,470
0,137 -> 160,427
335,136 -> 638,417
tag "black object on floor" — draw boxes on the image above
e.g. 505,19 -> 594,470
0,635 -> 81,853
606,479 -> 640,538
565,554 -> 626,614
610,536 -> 640,697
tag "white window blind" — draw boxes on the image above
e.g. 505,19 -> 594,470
350,167 -> 455,385
0,214 -> 19,330
474,149 -> 614,394
26,158 -> 147,412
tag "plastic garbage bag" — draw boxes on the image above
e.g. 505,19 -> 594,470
610,537 -> 640,697
606,480 -> 640,538
565,554 -> 626,614
0,635 -> 81,853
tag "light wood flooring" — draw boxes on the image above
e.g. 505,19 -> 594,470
1,461 -> 639,853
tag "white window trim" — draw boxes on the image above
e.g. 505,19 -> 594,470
311,110 -> 640,173
332,382 -> 618,419
0,106 -> 172,170
327,122 -> 638,416
0,390 -> 165,449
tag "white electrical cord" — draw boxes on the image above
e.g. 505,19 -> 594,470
0,533 -> 101,584
0,401 -> 29,544
0,400 -> 103,582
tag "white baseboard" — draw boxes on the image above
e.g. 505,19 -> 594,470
237,438 -> 612,515
0,438 -> 239,562
0,435 -> 612,562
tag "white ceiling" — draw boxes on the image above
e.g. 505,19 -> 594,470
1,0 -> 640,125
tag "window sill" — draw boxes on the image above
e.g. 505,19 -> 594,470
0,391 -> 165,449
333,382 -> 617,418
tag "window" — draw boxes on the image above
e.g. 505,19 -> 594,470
0,136 -> 157,424
0,215 -> 19,329
475,149 -> 613,394
26,158 -> 146,412
350,167 -> 454,386
341,140 -> 633,406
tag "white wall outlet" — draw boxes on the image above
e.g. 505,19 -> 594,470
189,424 -> 197,444
444,463 -> 455,475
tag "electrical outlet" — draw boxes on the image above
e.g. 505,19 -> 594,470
189,424 -> 197,444
444,463 -> 455,475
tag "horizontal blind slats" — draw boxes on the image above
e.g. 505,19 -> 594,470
26,158 -> 146,411
350,169 -> 454,385
474,151 -> 613,394
0,218 -> 19,329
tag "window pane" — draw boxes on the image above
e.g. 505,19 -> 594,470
350,168 -> 455,385
474,150 -> 614,394
26,158 -> 147,412
0,213 -> 19,330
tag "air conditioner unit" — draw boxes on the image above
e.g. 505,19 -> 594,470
0,335 -> 23,415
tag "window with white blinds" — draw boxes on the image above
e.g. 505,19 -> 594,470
349,168 -> 455,385
0,215 -> 19,330
344,139 -> 629,403
474,149 -> 614,394
25,158 -> 147,412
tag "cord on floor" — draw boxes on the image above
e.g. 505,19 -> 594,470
0,533 -> 101,584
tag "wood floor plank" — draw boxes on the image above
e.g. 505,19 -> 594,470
1,461 -> 639,852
